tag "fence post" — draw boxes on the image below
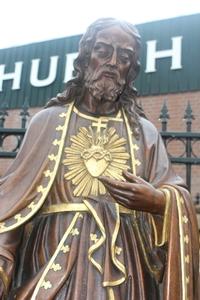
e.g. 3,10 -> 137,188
159,100 -> 169,132
0,101 -> 9,149
183,102 -> 195,191
0,101 -> 8,128
20,98 -> 30,129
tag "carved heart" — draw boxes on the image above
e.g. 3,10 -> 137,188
84,157 -> 109,177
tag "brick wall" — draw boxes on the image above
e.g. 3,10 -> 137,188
139,91 -> 200,132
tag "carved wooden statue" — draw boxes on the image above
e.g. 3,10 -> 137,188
0,18 -> 199,299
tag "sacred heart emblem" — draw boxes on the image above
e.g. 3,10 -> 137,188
82,147 -> 112,177
63,126 -> 130,197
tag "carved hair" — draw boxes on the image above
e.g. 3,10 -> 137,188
46,18 -> 146,137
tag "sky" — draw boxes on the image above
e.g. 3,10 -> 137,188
0,0 -> 200,49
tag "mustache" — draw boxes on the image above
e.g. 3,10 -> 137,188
86,66 -> 121,83
94,67 -> 120,82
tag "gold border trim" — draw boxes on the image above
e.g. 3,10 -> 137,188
31,212 -> 80,299
0,103 -> 74,233
150,188 -> 171,247
41,203 -> 89,214
40,203 -> 134,215
107,287 -> 115,300
0,266 -> 9,298
166,186 -> 187,300
103,203 -> 126,287
84,200 -> 106,274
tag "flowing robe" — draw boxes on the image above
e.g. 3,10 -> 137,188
0,103 -> 199,299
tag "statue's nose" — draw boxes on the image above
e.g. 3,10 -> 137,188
107,50 -> 118,66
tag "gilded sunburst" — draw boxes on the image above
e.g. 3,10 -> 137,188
63,126 -> 130,197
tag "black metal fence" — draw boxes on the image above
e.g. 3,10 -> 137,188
159,101 -> 200,195
0,100 -> 29,158
0,100 -> 200,205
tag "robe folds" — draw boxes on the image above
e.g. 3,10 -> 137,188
0,102 -> 199,300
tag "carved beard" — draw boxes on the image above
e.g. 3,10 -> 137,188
84,67 -> 125,102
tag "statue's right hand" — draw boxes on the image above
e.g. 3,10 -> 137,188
99,171 -> 166,215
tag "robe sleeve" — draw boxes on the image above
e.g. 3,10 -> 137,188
139,117 -> 200,299
0,109 -> 49,297
0,105 -> 67,221
0,107 -> 57,297
0,104 -> 71,297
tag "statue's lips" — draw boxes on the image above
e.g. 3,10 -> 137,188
101,71 -> 117,79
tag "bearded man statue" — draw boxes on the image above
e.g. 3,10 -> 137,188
0,18 -> 199,300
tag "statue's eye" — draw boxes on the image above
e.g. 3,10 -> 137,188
93,43 -> 111,58
118,50 -> 133,64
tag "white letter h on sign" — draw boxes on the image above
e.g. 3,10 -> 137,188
145,36 -> 183,73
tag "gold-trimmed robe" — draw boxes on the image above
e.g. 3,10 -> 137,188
0,104 -> 199,299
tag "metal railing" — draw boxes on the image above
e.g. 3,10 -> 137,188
0,100 -> 29,157
159,101 -> 200,192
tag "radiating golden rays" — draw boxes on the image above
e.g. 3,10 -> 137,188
63,126 -> 130,197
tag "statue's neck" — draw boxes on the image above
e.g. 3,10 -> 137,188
75,90 -> 120,117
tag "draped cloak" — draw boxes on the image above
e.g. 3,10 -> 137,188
0,102 -> 199,299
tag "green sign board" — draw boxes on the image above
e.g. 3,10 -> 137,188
0,14 -> 199,108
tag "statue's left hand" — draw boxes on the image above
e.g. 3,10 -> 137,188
99,170 -> 166,215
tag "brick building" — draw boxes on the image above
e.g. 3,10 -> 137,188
0,14 -> 200,205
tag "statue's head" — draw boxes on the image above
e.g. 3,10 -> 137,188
46,18 -> 144,137
73,18 -> 141,102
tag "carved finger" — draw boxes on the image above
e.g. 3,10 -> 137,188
123,171 -> 148,185
106,186 -> 134,199
99,176 -> 135,191
109,190 -> 131,208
